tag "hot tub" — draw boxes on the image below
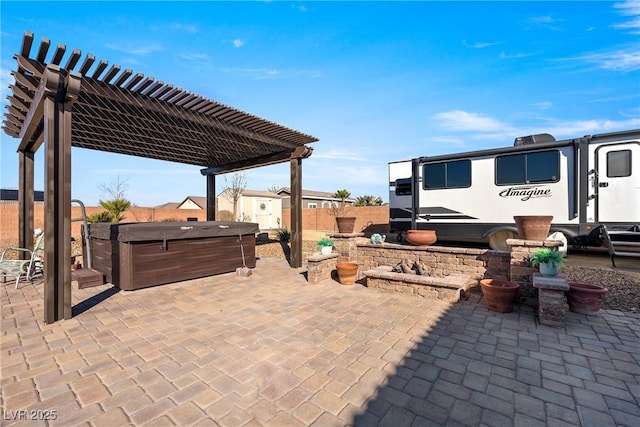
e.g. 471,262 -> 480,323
86,221 -> 259,290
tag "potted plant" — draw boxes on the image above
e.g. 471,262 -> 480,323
316,237 -> 335,255
331,189 -> 356,233
530,247 -> 565,276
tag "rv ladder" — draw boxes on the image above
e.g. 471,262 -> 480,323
601,225 -> 640,268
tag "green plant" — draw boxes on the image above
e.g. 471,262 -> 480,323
331,189 -> 352,217
530,248 -> 565,268
87,211 -> 114,223
316,237 -> 335,249
276,228 -> 291,243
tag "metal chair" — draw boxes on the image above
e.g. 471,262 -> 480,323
0,233 -> 44,289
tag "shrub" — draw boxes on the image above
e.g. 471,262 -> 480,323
276,228 -> 291,242
87,211 -> 113,223
316,237 -> 335,248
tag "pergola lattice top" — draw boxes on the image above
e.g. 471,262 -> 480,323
3,31 -> 318,171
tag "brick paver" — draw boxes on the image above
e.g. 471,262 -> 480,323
1,258 -> 639,426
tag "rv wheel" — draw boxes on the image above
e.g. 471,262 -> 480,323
489,231 -> 517,251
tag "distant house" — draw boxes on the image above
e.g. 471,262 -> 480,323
217,189 -> 282,230
176,196 -> 207,210
161,191 -> 283,229
276,187 -> 356,209
154,201 -> 181,210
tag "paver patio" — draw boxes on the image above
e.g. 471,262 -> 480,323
1,258 -> 639,426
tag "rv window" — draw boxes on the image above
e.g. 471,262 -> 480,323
423,160 -> 471,189
395,178 -> 412,195
607,150 -> 631,177
496,150 -> 559,185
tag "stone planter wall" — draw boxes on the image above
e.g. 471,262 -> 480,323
356,242 -> 510,285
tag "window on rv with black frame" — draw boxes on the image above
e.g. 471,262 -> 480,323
607,150 -> 631,177
496,150 -> 559,185
395,178 -> 412,195
423,160 -> 471,189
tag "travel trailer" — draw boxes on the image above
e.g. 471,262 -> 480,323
389,129 -> 640,250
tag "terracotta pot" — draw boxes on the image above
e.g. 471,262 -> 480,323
406,230 -> 437,246
480,279 -> 520,313
513,215 -> 553,240
335,217 -> 356,233
567,283 -> 608,315
336,262 -> 358,285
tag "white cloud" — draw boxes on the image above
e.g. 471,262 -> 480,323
499,51 -> 537,59
0,63 -> 13,103
179,52 -> 208,61
527,15 -> 563,31
312,150 -> 368,161
105,43 -> 162,56
463,39 -> 503,49
169,23 -> 198,34
541,118 -> 640,137
571,49 -> 640,72
430,110 -> 512,133
221,67 -> 322,80
534,102 -> 553,110
233,39 -> 245,48
613,0 -> 640,33
429,110 -> 640,142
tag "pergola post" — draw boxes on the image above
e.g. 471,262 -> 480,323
289,146 -> 312,268
36,65 -> 80,323
18,150 -> 34,257
206,174 -> 216,221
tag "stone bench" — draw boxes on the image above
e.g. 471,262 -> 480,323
363,266 -> 472,302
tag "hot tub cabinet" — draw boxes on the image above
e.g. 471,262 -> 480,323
86,221 -> 259,290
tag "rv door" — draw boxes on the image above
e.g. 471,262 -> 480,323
596,142 -> 640,223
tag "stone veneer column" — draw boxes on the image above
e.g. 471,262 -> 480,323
532,273 -> 569,327
328,233 -> 365,263
507,238 -> 563,306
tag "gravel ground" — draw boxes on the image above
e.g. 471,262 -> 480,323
561,264 -> 640,313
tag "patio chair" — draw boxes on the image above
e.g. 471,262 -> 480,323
0,233 -> 44,289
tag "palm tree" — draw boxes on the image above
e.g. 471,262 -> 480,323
355,195 -> 383,206
99,198 -> 131,223
332,189 -> 351,216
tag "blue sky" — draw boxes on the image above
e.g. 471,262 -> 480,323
1,1 -> 639,206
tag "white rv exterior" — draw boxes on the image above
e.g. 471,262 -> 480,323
389,129 -> 640,250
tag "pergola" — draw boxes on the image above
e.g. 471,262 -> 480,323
2,31 -> 318,324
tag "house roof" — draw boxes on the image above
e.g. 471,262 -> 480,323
177,196 -> 207,209
1,188 -> 44,202
3,31 -> 318,173
154,202 -> 180,210
277,187 -> 355,202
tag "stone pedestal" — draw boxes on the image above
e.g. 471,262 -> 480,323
532,273 -> 569,327
306,253 -> 339,284
507,238 -> 563,306
328,233 -> 364,264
